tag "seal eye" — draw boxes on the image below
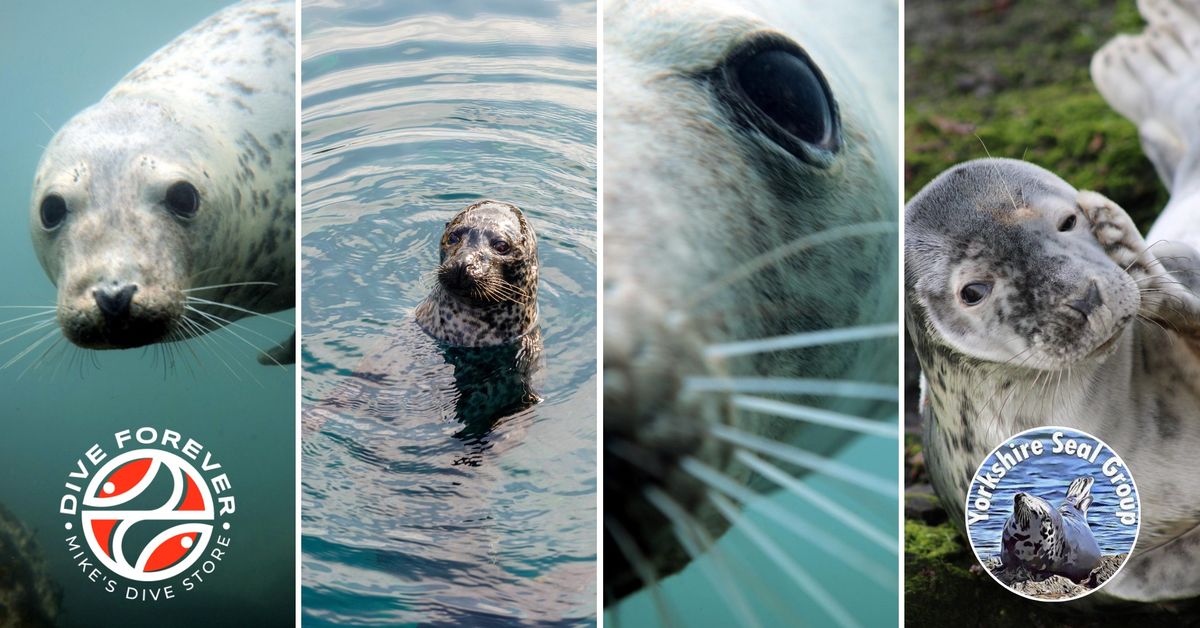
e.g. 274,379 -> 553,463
164,181 -> 200,219
1058,214 -> 1077,232
39,194 -> 68,230
717,35 -> 841,164
492,240 -> 511,254
448,231 -> 462,245
960,282 -> 993,306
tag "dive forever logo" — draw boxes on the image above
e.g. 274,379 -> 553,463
59,427 -> 236,602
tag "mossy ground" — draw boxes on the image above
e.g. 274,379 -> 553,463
903,1 -> 1196,625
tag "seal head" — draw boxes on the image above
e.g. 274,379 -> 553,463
1000,476 -> 1102,582
906,158 -> 1139,370
415,200 -> 539,347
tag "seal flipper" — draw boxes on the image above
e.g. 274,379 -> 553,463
1063,476 -> 1094,515
1091,0 -> 1200,190
257,332 -> 295,365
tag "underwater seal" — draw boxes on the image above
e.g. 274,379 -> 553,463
604,0 -> 898,603
28,0 -> 295,363
1000,477 -> 1102,582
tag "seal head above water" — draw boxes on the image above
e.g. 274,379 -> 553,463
415,200 -> 539,347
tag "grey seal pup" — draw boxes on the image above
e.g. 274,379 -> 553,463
604,0 -> 898,609
29,0 -> 295,364
1000,477 -> 1103,583
906,157 -> 1200,602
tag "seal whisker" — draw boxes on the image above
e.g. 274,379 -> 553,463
734,451 -> 896,554
643,487 -> 765,628
605,515 -> 677,628
2,327 -> 61,370
704,323 -> 896,359
180,315 -> 249,383
182,281 -> 279,292
728,395 -> 895,438
20,334 -> 65,381
683,376 -> 897,401
679,222 -> 896,311
682,458 -> 893,590
0,310 -> 58,328
185,305 -> 291,367
0,319 -> 58,350
706,424 -> 894,496
706,490 -> 864,628
184,296 -> 295,326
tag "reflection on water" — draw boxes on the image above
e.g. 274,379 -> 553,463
300,0 -> 597,624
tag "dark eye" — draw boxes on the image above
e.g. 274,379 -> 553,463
164,181 -> 199,219
718,35 -> 840,163
1058,214 -> 1077,232
492,240 -> 511,254
960,282 -> 993,306
448,231 -> 461,244
39,194 -> 68,230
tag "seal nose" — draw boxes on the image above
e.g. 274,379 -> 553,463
94,283 -> 138,319
1067,281 -> 1103,317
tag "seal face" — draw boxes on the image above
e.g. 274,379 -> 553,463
1001,477 -> 1102,582
415,200 -> 539,347
29,0 -> 295,359
604,0 -> 898,602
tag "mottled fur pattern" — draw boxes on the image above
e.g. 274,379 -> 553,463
414,200 -> 539,347
30,0 -> 295,359
1000,477 -> 1101,583
906,158 -> 1200,602
604,0 -> 898,601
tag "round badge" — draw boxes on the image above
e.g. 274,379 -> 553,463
964,426 -> 1140,601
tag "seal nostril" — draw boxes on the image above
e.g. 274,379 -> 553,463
1066,281 -> 1104,317
94,284 -> 138,319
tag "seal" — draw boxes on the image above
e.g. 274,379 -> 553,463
604,0 -> 898,607
906,157 -> 1200,602
414,200 -> 539,348
1000,477 -> 1102,582
28,0 -> 295,363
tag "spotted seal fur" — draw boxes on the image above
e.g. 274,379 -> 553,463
1000,477 -> 1103,583
415,200 -> 539,348
906,157 -> 1200,602
604,0 -> 898,606
29,0 -> 295,363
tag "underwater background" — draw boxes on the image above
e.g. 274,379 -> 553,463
0,2 -> 295,626
299,0 -> 596,624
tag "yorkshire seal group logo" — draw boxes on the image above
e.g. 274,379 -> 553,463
59,427 -> 235,601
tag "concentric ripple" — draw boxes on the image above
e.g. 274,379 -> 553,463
300,1 -> 596,625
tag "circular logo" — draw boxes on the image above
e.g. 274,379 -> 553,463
81,449 -> 214,582
59,427 -> 236,601
963,426 -> 1140,602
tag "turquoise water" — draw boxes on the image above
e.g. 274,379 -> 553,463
299,0 -> 597,625
966,428 -> 1140,559
0,2 -> 295,627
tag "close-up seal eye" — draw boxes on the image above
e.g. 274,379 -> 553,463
959,281 -> 992,305
1059,213 -> 1077,232
39,194 -> 68,230
164,180 -> 200,219
714,34 -> 841,165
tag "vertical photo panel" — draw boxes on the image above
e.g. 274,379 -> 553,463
299,0 -> 598,624
0,1 -> 296,626
603,0 -> 900,624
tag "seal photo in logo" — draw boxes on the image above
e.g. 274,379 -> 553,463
963,426 -> 1140,601
59,427 -> 236,602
